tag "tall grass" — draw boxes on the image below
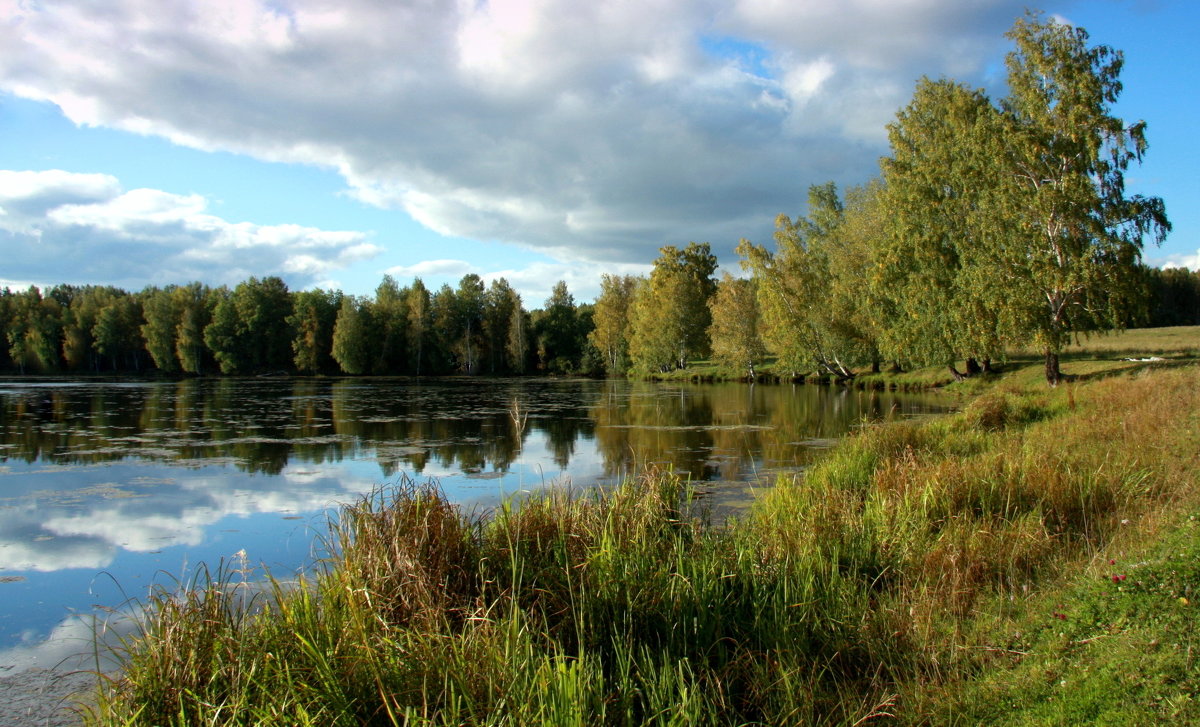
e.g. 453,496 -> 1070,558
87,364 -> 1200,725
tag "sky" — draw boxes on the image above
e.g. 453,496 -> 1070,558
1,0 -> 1196,306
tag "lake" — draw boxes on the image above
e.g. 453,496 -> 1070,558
0,377 -> 949,673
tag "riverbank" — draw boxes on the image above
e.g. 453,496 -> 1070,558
84,360 -> 1199,725
639,324 -> 1200,388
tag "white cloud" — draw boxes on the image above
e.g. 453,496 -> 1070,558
384,258 -> 476,280
1160,251 -> 1200,271
381,257 -> 651,304
0,0 -> 1033,264
0,169 -> 381,289
482,260 -> 652,306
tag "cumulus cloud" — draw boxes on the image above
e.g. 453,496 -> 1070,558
483,260 -> 652,307
381,258 -> 652,304
0,170 -> 381,289
0,0 -> 1031,262
384,258 -> 477,281
1159,250 -> 1200,271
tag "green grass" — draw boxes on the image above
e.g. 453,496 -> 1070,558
636,327 -> 1198,386
86,360 -> 1200,725
934,510 -> 1200,725
851,324 -> 1200,392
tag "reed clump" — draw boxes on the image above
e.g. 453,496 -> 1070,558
88,365 -> 1200,725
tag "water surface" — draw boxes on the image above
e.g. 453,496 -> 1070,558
0,377 -> 949,671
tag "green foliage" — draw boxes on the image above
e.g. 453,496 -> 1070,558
533,280 -> 586,374
588,274 -> 638,376
204,277 -> 294,375
875,13 -> 1170,385
629,243 -> 717,373
1143,266 -> 1200,326
995,13 -> 1170,384
877,79 -> 1013,369
93,294 -> 145,372
407,278 -> 432,375
330,295 -> 375,375
506,296 -> 530,374
140,286 -> 181,372
0,288 -> 12,371
371,274 -> 407,374
0,14 -> 1182,383
174,283 -> 215,374
706,273 -> 766,377
288,289 -> 342,374
482,278 -> 519,375
739,183 -> 877,378
7,286 -> 67,372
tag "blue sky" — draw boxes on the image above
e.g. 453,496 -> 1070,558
1,0 -> 1195,306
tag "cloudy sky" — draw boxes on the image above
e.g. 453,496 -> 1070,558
1,0 -> 1196,304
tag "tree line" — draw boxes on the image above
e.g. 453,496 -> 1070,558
604,15 -> 1193,386
1,14 -> 1196,383
0,275 -> 596,377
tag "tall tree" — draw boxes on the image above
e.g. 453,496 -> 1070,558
876,79 -> 1012,378
429,284 -> 460,375
829,182 -> 887,372
588,274 -> 638,376
707,273 -> 767,379
204,277 -> 294,374
62,286 -> 115,372
0,288 -> 13,371
93,294 -> 144,371
506,294 -> 530,374
483,278 -> 519,374
535,280 -> 581,374
174,283 -> 215,374
141,286 -> 181,372
371,275 -> 407,374
331,295 -> 374,375
629,243 -> 718,372
453,274 -> 486,374
739,184 -> 874,379
407,278 -> 432,375
28,289 -> 65,371
6,287 -> 60,372
203,289 -> 242,374
995,13 -> 1170,384
289,289 -> 343,374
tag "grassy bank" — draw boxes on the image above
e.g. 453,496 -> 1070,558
642,325 -> 1200,388
87,362 -> 1200,725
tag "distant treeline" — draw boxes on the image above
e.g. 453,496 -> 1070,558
0,274 -> 597,377
2,15 -> 1197,383
0,258 -> 1193,379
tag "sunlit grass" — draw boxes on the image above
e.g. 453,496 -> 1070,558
87,362 -> 1200,725
1056,324 -> 1200,357
641,327 -> 1198,385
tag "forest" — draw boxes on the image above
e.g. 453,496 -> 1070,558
1,15 -> 1197,385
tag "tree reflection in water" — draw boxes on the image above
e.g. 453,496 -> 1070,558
0,376 -> 949,666
0,377 -> 947,482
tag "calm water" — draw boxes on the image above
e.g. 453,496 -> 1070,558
0,377 -> 949,672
